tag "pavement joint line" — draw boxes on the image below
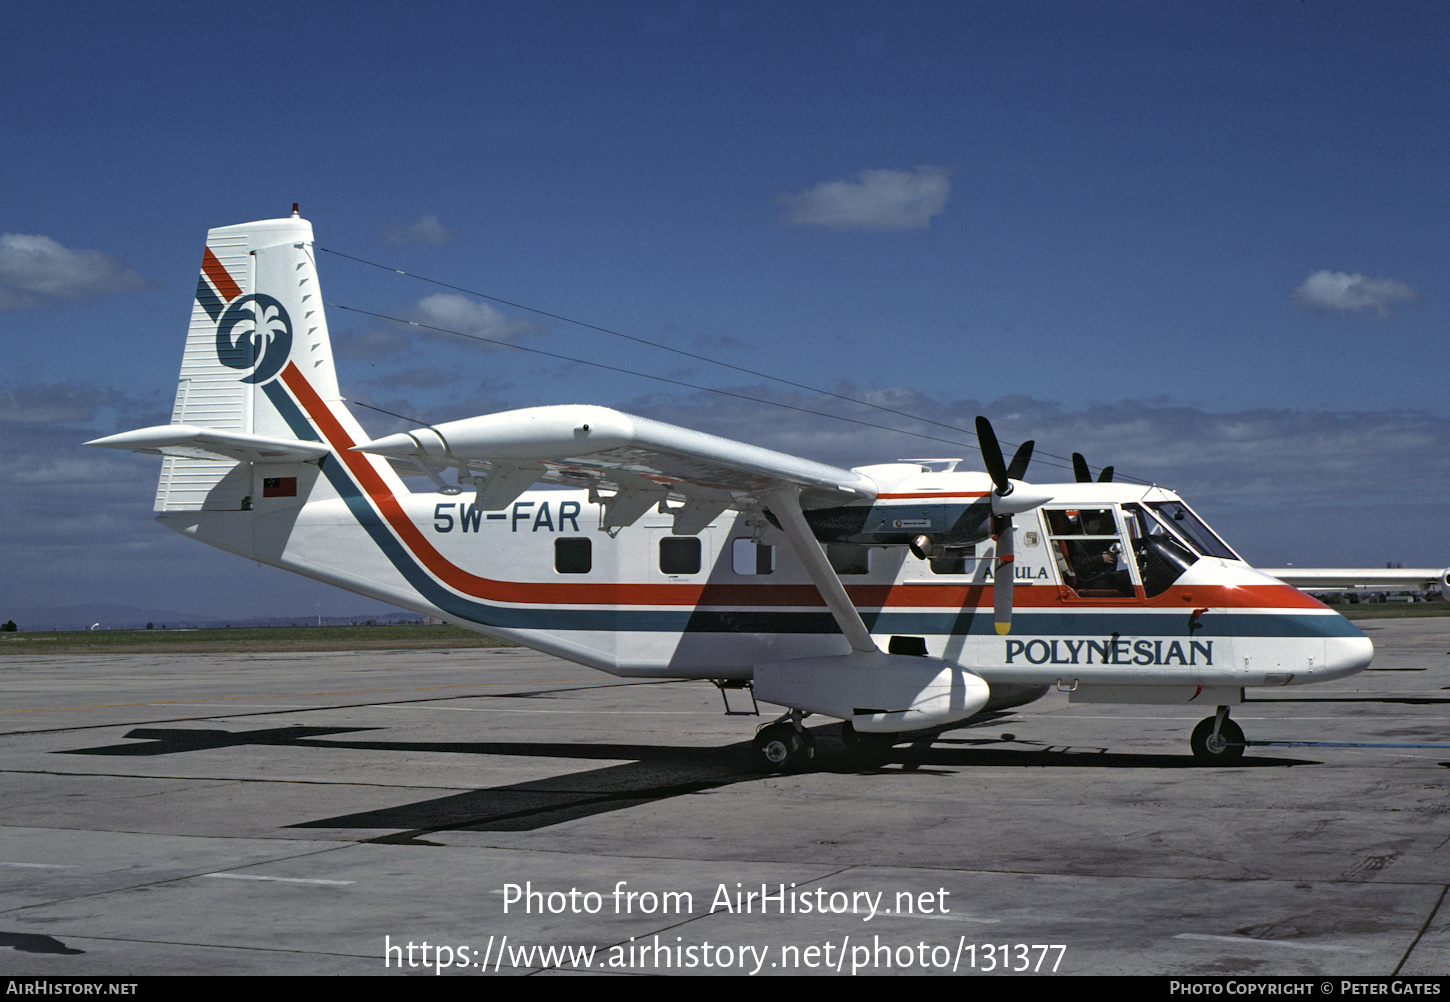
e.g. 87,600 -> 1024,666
0,769 -> 482,790
0,931 -> 371,959
6,842 -> 1449,891
0,678 -> 609,714
1393,883 -> 1448,975
876,911 -> 999,923
203,873 -> 354,885
0,680 -> 687,737
1172,932 -> 1373,954
399,706 -> 715,714
0,843 -> 362,917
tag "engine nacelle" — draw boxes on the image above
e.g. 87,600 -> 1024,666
753,652 -> 990,733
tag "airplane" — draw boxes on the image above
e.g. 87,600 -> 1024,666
86,211 -> 1433,773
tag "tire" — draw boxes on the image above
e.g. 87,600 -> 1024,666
1190,716 -> 1245,764
751,722 -> 813,773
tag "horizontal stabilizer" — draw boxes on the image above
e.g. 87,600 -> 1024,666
85,425 -> 330,464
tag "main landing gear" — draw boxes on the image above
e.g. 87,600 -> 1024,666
840,720 -> 897,767
1190,706 -> 1245,764
751,712 -> 816,773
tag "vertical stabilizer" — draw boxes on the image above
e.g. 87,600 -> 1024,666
158,213 -> 347,510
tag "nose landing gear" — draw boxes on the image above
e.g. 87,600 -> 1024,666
1190,706 -> 1245,764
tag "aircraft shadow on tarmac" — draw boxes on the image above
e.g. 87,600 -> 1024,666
61,724 -> 1315,842
0,932 -> 85,956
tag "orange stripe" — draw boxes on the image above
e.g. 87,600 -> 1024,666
202,247 -> 242,301
281,364 -> 702,606
276,366 -> 1329,616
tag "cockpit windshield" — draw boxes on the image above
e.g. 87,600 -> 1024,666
1117,500 -> 1239,597
1145,501 -> 1239,561
1045,500 -> 1240,600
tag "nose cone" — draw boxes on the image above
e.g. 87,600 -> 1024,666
1323,631 -> 1374,680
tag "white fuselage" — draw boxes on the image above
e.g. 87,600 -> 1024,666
163,469 -> 1373,699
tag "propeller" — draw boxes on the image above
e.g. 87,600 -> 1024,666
1006,439 -> 1034,482
1072,452 -> 1114,483
976,417 -> 1048,636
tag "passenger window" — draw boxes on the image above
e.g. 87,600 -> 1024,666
731,538 -> 774,575
827,544 -> 871,575
555,537 -> 591,574
660,537 -> 702,575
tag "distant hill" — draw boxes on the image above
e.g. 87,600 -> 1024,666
3,604 -> 427,632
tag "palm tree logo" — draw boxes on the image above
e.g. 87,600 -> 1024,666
215,294 -> 293,384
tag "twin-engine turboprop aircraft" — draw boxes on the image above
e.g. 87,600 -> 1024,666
90,213 -> 1396,770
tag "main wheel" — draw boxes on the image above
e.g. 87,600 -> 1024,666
751,722 -> 813,773
1190,716 -> 1245,764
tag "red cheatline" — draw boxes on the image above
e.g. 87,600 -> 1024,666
202,247 -> 242,301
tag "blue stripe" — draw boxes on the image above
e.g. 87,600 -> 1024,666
260,382 -> 1364,642
263,382 -> 678,631
195,276 -> 224,321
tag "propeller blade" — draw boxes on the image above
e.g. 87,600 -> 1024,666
993,516 -> 1014,635
975,416 -> 1010,494
1072,453 -> 1091,483
1098,466 -> 1114,483
1006,440 -> 1034,482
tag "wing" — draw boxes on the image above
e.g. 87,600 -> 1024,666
1264,567 -> 1450,594
351,404 -> 878,532
85,424 -> 330,464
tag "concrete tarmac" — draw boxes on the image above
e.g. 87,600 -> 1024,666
1,618 -> 1448,977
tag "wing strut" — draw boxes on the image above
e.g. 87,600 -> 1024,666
764,488 -> 878,654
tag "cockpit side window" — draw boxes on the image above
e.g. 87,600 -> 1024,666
1044,507 -> 1137,599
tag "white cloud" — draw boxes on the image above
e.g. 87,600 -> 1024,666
779,166 -> 952,231
371,366 -> 461,389
628,390 -> 1450,566
0,233 -> 150,309
0,383 -> 126,425
385,214 -> 455,246
411,293 -> 535,343
332,324 -> 411,359
1292,270 -> 1420,316
629,389 -> 1449,504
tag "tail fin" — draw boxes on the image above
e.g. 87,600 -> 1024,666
155,212 -> 343,510
89,211 -> 404,512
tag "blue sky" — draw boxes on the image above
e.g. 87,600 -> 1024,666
2,1 -> 1446,622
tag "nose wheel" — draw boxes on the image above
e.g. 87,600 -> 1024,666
1190,709 -> 1245,764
